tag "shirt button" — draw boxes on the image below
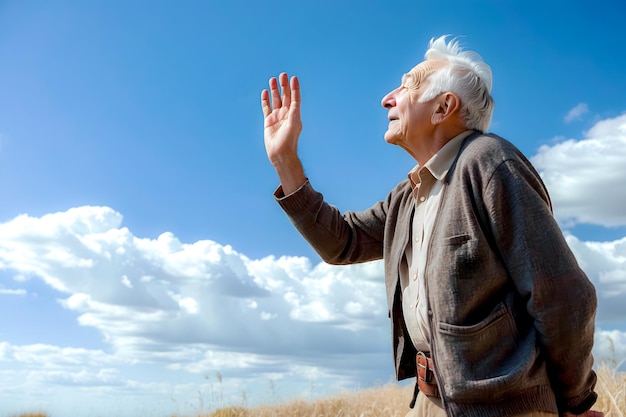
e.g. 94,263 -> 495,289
413,273 -> 418,281
420,196 -> 426,202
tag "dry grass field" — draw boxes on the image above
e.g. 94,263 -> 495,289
201,382 -> 413,417
200,364 -> 625,417
12,365 -> 625,417
200,365 -> 625,417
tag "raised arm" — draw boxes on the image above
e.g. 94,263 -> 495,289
261,72 -> 307,195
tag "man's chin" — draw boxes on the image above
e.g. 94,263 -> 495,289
384,133 -> 401,146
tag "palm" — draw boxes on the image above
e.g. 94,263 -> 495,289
264,104 -> 293,152
261,73 -> 302,163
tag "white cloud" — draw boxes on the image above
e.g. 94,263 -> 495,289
565,234 -> 626,324
0,206 -> 392,415
528,114 -> 626,362
0,341 -> 206,417
594,329 -> 626,368
531,113 -> 626,227
0,342 -> 123,374
564,103 -> 589,123
0,287 -> 26,296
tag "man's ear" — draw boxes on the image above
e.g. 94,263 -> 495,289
431,93 -> 460,124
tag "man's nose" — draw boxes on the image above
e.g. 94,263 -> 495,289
381,89 -> 397,108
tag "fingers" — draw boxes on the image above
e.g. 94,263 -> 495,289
261,89 -> 271,118
261,73 -> 299,118
260,77 -> 279,118
279,72 -> 291,109
289,75 -> 300,113
270,76 -> 281,112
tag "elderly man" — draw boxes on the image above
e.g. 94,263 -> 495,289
261,36 -> 602,417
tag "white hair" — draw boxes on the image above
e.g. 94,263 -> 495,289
419,35 -> 494,133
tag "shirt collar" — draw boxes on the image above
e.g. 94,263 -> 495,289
408,130 -> 474,187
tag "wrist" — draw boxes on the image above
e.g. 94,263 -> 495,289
272,156 -> 307,195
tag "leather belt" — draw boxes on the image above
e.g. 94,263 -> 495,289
417,351 -> 440,398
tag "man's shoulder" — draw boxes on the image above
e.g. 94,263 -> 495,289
455,132 -> 529,169
461,132 -> 522,157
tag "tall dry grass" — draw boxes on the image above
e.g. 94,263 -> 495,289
595,363 -> 626,417
203,365 -> 625,417
202,383 -> 413,417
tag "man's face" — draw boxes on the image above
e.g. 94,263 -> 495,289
381,60 -> 445,154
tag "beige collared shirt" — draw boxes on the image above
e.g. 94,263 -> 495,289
401,130 -> 473,352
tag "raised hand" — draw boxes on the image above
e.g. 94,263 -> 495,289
261,72 -> 306,194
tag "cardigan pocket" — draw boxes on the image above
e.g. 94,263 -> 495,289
442,234 -> 481,279
435,301 -> 535,403
443,234 -> 472,246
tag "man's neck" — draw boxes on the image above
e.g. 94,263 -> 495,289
412,126 -> 468,166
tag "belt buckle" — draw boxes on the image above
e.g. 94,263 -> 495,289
417,351 -> 433,383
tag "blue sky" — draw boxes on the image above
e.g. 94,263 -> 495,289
1,1 -> 626,416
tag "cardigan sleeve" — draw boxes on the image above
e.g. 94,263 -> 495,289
274,180 -> 387,265
484,158 -> 598,414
